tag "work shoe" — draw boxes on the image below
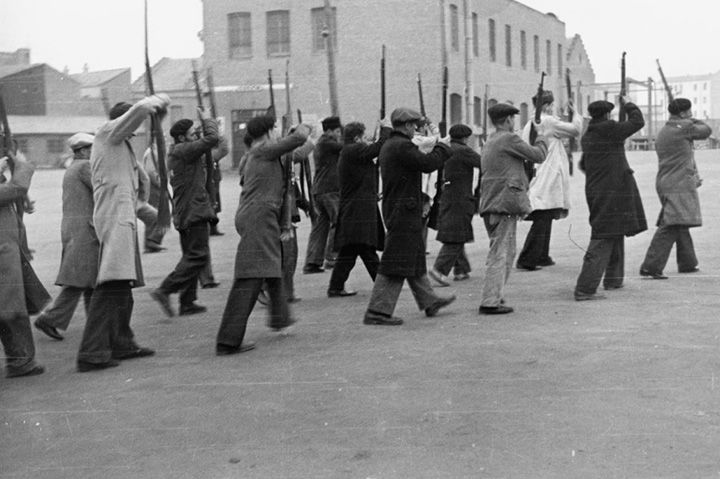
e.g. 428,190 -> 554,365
538,257 -> 556,267
574,292 -> 607,301
150,289 -> 175,317
201,282 -> 220,289
327,289 -> 357,298
216,342 -> 256,356
639,268 -> 668,280
34,319 -> 64,341
479,305 -> 514,315
516,263 -> 541,271
679,266 -> 700,273
269,317 -> 296,331
6,365 -> 45,378
179,303 -> 207,316
425,295 -> 456,317
77,359 -> 120,373
428,268 -> 450,287
112,347 -> 155,360
363,311 -> 403,326
303,264 -> 324,274
453,273 -> 470,281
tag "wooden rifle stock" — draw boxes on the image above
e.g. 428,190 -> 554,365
279,61 -> 296,231
426,67 -> 449,230
417,73 -> 426,119
565,68 -> 575,175
656,59 -> 674,102
191,60 -> 218,210
267,69 -> 276,119
439,66 -> 448,137
380,45 -> 386,120
619,52 -> 627,122
526,71 -> 545,180
144,0 -> 171,229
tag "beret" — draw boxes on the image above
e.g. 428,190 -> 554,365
390,107 -> 423,124
246,115 -> 276,140
668,98 -> 691,115
321,116 -> 342,131
532,90 -> 554,108
587,100 -> 615,119
449,124 -> 473,139
170,119 -> 195,139
68,132 -> 94,150
488,103 -> 519,123
109,102 -> 132,120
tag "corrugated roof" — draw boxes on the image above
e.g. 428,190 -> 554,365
131,57 -> 199,93
8,115 -> 109,135
71,68 -> 129,87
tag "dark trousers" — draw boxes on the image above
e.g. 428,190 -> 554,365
366,273 -> 441,317
328,243 -> 379,291
641,225 -> 698,274
517,210 -> 555,267
158,221 -> 210,306
282,227 -> 298,299
0,313 -> 38,376
433,243 -> 471,276
575,236 -> 625,295
305,192 -> 339,267
144,185 -> 166,248
36,286 -> 93,330
78,280 -> 138,364
217,277 -> 290,347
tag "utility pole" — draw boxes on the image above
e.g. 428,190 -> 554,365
323,0 -> 339,116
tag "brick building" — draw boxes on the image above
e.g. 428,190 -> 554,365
72,67 -> 133,113
199,0 -> 591,162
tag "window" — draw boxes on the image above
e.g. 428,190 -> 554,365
266,10 -> 290,56
47,138 -> 65,154
474,96 -> 482,126
472,13 -> 479,57
488,19 -> 496,62
533,35 -> 539,72
504,25 -> 512,67
450,5 -> 459,52
450,93 -> 462,125
520,31 -> 527,69
557,43 -> 563,75
311,7 -> 337,52
546,40 -> 551,75
228,12 -> 251,58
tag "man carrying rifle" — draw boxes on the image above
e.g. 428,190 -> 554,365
573,98 -> 646,300
363,108 -> 455,326
639,98 -> 712,279
150,110 -> 219,317
303,116 -> 343,274
77,95 -> 169,372
478,104 -> 548,315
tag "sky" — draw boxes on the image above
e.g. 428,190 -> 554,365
1,0 -> 719,83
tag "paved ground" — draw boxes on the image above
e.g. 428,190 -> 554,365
2,150 -> 720,478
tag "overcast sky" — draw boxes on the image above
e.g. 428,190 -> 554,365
1,0 -> 718,83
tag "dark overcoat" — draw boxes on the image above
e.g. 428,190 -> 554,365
378,130 -> 451,277
335,127 -> 390,250
436,140 -> 482,244
55,159 -> 99,288
580,102 -> 647,239
233,127 -> 310,278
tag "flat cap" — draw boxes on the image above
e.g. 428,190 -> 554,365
390,107 -> 423,124
449,124 -> 473,139
488,103 -> 519,123
321,116 -> 342,131
170,119 -> 195,139
532,90 -> 554,108
68,132 -> 94,151
668,98 -> 692,115
588,100 -> 615,119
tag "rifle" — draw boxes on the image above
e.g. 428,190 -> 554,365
619,51 -> 627,122
297,108 -> 315,222
565,68 -> 575,176
206,67 -> 218,118
426,67 -> 449,231
656,58 -> 674,102
527,71 -> 546,180
191,60 -> 218,211
279,61 -> 297,232
100,87 -> 111,117
380,44 -> 386,120
417,73 -> 426,119
144,0 -> 171,229
267,69 -> 276,120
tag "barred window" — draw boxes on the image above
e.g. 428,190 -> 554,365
267,10 -> 290,56
228,12 -> 252,58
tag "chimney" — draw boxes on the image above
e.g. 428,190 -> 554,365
83,63 -> 89,74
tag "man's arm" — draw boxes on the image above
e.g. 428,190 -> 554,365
682,119 -> 713,141
614,102 -> 645,140
258,125 -> 312,160
108,94 -> 170,144
400,141 -> 451,173
507,134 -> 548,164
179,118 -> 220,159
0,155 -> 33,205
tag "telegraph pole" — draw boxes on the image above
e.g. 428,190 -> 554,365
323,0 -> 339,116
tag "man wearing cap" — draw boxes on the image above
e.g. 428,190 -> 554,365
76,94 -> 170,372
150,110 -> 219,317
303,116 -> 343,274
363,107 -> 455,326
516,90 -> 582,270
478,104 -> 548,315
574,97 -> 646,301
639,98 -> 712,279
429,124 -> 482,286
33,133 -> 98,341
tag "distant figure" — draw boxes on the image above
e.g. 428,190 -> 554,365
574,98 -> 646,300
639,98 -> 712,279
34,133 -> 98,341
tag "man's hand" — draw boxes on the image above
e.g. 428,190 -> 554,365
198,107 -> 211,121
280,228 -> 295,241
24,197 -> 36,214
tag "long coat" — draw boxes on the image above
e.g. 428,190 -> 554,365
436,139 -> 482,244
335,127 -> 391,250
233,127 -> 310,279
55,159 -> 99,288
0,159 -> 49,319
378,130 -> 451,277
580,102 -> 647,239
654,117 -> 712,227
91,95 -> 169,286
